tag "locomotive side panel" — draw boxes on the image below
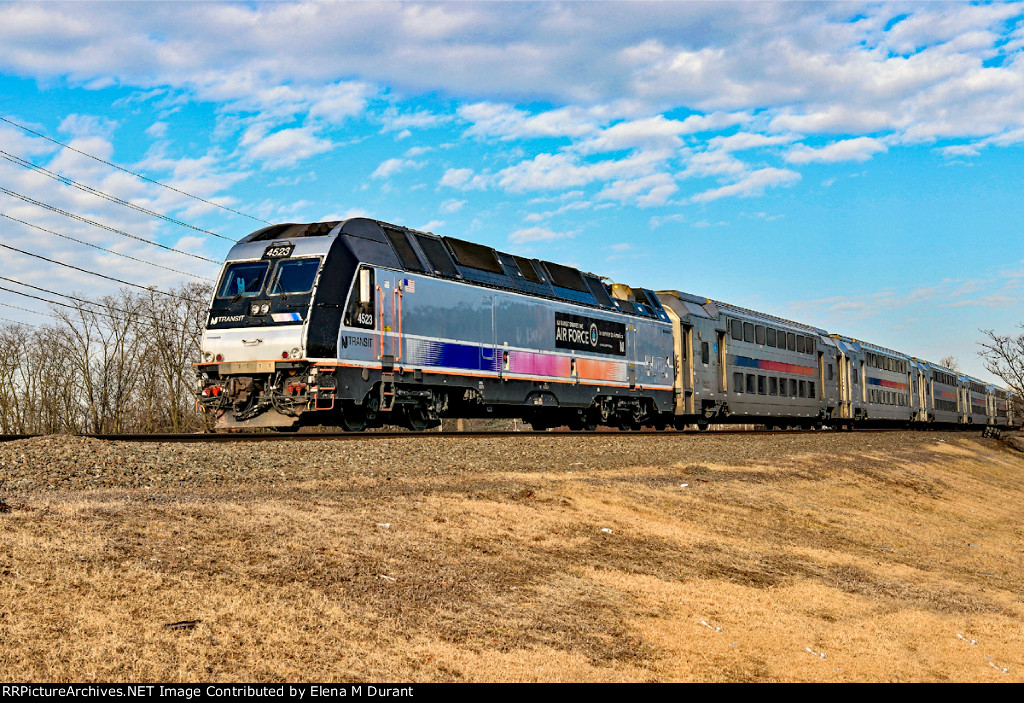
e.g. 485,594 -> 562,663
326,264 -> 674,427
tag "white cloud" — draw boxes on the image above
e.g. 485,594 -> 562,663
419,220 -> 444,232
380,107 -> 452,133
497,150 -> 666,192
577,114 -> 735,154
440,167 -> 490,190
242,127 -> 334,169
440,198 -> 466,213
597,173 -> 677,207
460,102 -> 598,140
508,226 -> 574,244
649,213 -> 684,229
371,158 -> 421,180
708,131 -> 797,153
691,167 -> 800,203
785,137 -> 888,164
145,121 -> 168,139
523,199 -> 592,222
0,2 -> 1019,150
679,149 -> 746,179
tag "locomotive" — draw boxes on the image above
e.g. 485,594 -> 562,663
195,218 -> 1017,432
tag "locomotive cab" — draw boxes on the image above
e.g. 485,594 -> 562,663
196,221 -> 354,429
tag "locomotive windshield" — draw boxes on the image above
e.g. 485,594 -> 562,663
218,261 -> 269,298
267,258 -> 320,295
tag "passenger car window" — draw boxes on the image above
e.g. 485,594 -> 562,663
787,333 -> 796,351
766,328 -> 777,347
755,326 -> 765,345
744,322 -> 754,343
731,319 -> 743,340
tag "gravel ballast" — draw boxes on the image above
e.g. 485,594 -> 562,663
0,430 -> 1002,493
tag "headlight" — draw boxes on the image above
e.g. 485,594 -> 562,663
203,351 -> 214,363
290,347 -> 301,359
259,303 -> 270,315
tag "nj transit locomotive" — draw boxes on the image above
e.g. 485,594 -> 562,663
196,218 -> 1017,432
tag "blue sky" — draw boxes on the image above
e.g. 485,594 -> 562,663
0,1 -> 1022,383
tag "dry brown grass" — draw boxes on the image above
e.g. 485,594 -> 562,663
2,432 -> 1023,682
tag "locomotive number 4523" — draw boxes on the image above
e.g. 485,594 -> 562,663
263,243 -> 294,259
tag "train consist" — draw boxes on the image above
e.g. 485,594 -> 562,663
195,218 -> 1018,432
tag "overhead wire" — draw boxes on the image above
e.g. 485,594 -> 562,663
0,114 -> 270,225
0,149 -> 234,241
0,212 -> 214,281
0,283 -> 169,332
0,314 -> 42,329
0,276 -> 207,333
0,116 -> 267,333
0,299 -> 57,320
0,240 -> 207,299
0,185 -> 219,264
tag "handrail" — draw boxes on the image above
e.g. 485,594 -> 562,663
393,288 -> 403,362
376,285 -> 384,360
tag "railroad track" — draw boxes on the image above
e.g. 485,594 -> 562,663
0,426 -> 976,443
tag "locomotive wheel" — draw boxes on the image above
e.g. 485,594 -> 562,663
403,407 -> 439,432
696,420 -> 710,431
340,404 -> 368,432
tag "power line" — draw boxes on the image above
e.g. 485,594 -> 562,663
0,276 -> 206,333
0,149 -> 235,241
0,212 -> 214,281
0,299 -> 59,320
0,282 -> 140,325
0,314 -> 42,329
0,185 -> 219,264
0,239 -> 201,298
0,114 -> 270,225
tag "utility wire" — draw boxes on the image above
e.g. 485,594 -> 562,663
0,299 -> 59,320
0,186 -> 219,264
0,149 -> 235,241
0,114 -> 270,225
0,240 -> 202,298
0,212 -> 214,281
0,282 -> 133,323
0,276 -> 206,333
0,314 -> 42,329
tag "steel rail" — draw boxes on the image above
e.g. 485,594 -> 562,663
0,427 -> 966,443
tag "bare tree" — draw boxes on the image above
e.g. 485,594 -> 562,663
0,281 -> 212,435
938,355 -> 962,373
979,327 -> 1024,395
